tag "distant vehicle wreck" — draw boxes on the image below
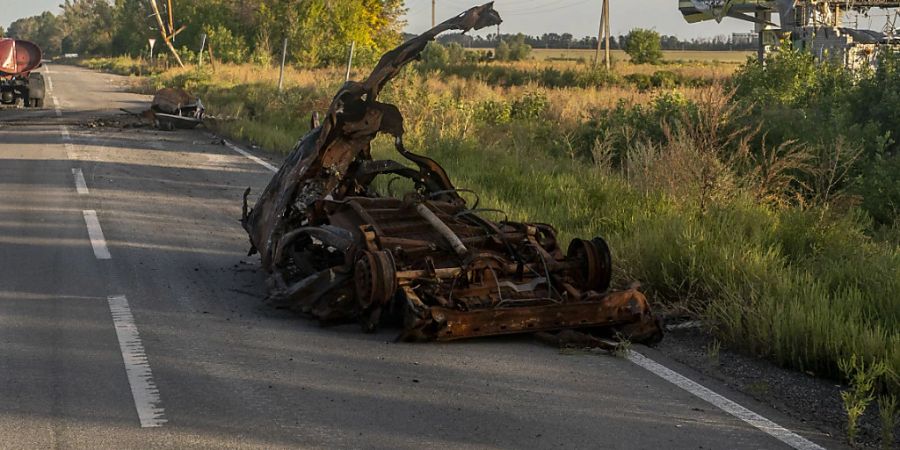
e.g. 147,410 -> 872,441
240,3 -> 663,344
150,87 -> 204,130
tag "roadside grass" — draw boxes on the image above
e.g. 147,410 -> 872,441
83,55 -> 899,393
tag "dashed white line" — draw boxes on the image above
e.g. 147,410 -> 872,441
51,96 -> 62,117
108,295 -> 166,428
222,139 -> 278,173
59,125 -> 75,159
72,168 -> 89,195
627,351 -> 825,450
82,210 -> 111,260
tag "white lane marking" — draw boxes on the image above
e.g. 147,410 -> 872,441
222,139 -> 278,173
45,70 -> 61,116
72,169 -> 89,195
108,295 -> 167,428
52,96 -> 62,117
64,142 -> 75,159
82,210 -> 111,260
59,125 -> 75,159
627,351 -> 824,450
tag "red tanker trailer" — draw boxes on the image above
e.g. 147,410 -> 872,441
0,38 -> 45,107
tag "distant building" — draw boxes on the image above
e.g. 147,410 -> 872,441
732,33 -> 759,46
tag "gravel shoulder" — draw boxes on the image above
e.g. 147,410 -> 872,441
657,325 -> 897,448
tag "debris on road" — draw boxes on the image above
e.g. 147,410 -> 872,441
241,2 -> 663,344
150,87 -> 204,131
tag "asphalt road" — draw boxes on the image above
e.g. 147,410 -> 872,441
0,64 -> 839,449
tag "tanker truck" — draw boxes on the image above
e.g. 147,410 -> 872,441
0,38 -> 45,107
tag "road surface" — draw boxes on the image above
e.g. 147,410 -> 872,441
0,64 -> 838,449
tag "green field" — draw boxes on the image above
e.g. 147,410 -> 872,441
528,48 -> 754,63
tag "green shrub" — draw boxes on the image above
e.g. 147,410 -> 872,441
420,42 -> 449,70
625,28 -> 663,64
510,91 -> 548,120
205,24 -> 249,63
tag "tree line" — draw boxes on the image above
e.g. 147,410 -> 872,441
4,0 -> 404,67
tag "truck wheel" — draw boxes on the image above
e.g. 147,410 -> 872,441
26,73 -> 46,108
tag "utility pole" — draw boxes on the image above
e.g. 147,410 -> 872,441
149,0 -> 184,67
432,0 -> 436,28
593,0 -> 611,69
604,0 -> 610,70
167,0 -> 175,43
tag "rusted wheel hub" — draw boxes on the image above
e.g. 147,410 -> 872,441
354,250 -> 398,310
567,237 -> 612,292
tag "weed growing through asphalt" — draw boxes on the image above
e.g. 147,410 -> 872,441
879,394 -> 897,450
613,332 -> 632,359
839,355 -> 888,446
706,339 -> 721,367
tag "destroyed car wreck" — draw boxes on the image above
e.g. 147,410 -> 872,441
241,3 -> 663,344
150,87 -> 205,131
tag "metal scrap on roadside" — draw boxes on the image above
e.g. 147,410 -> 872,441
240,2 -> 663,344
150,87 -> 204,131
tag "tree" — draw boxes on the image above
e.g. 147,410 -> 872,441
8,12 -> 64,56
110,0 -> 154,56
625,28 -> 662,64
494,34 -> 531,61
60,0 -> 116,55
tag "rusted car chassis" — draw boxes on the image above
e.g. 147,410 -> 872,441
241,3 -> 663,344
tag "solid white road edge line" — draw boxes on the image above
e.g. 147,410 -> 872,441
627,351 -> 825,450
72,168 -> 89,195
222,139 -> 278,173
108,295 -> 167,428
45,70 -> 62,117
82,210 -> 111,260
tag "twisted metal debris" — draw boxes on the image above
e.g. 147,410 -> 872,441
242,3 -> 663,343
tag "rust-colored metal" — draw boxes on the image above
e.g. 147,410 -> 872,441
241,3 -> 663,344
150,87 -> 205,130
0,39 -> 42,77
0,38 -> 45,107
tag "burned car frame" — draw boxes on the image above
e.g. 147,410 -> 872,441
241,3 -> 663,344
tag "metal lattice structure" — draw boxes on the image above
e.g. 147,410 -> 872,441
680,1 -> 900,66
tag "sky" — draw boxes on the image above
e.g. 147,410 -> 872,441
1,0 -> 753,39
2,1 -> 894,40
405,0 -> 755,39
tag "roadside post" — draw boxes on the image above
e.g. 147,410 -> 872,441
148,38 -> 157,68
278,38 -> 288,92
198,33 -> 207,68
345,41 -> 356,82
